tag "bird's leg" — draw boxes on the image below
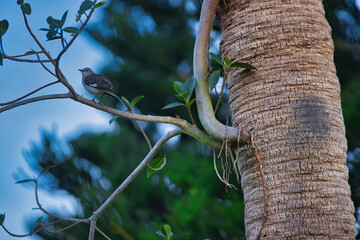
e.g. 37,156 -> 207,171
99,94 -> 104,105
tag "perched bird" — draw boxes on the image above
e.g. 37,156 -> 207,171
79,67 -> 129,110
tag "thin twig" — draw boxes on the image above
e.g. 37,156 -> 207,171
249,131 -> 268,240
22,11 -> 75,96
187,106 -> 198,127
214,71 -> 227,114
3,54 -> 52,63
22,12 -> 55,64
34,179 -> 84,222
0,93 -> 71,113
95,227 -> 112,240
38,220 -> 87,234
133,118 -> 152,150
88,218 -> 97,240
147,155 -> 167,171
1,219 -> 62,237
213,149 -> 232,188
0,80 -> 60,106
35,52 -> 57,77
89,129 -> 183,219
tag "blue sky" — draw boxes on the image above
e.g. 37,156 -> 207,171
0,1 -> 116,239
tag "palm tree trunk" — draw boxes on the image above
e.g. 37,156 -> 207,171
218,0 -> 356,239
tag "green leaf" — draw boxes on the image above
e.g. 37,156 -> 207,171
173,81 -> 182,95
36,216 -> 43,224
17,0 -> 24,5
76,15 -> 82,22
0,54 -> 3,66
147,157 -> 165,178
46,30 -> 58,40
30,216 -> 42,235
209,52 -> 225,67
39,28 -> 51,31
46,36 -> 61,41
183,76 -> 196,99
25,50 -> 37,55
47,16 -> 62,29
0,213 -> 5,225
21,3 -> 31,15
80,1 -> 95,13
63,27 -> 81,34
130,95 -> 144,109
109,116 -> 118,125
15,179 -> 35,184
95,0 -> 108,8
0,19 -> 9,38
161,224 -> 172,239
61,11 -> 68,26
225,56 -> 231,66
38,165 -> 55,178
181,92 -> 190,102
230,61 -> 257,70
121,96 -> 131,109
208,70 -> 220,91
188,98 -> 196,107
162,102 -> 185,110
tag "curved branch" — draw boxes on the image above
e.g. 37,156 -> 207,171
3,54 -> 52,63
193,0 -> 249,142
75,94 -> 225,149
22,12 -> 77,96
87,129 -> 183,240
0,93 -> 72,113
0,80 -> 60,106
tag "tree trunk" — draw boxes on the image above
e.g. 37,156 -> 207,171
218,0 -> 356,239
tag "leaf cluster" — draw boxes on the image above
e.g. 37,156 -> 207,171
162,76 -> 196,110
208,52 -> 257,91
0,19 -> 8,65
17,0 -> 31,15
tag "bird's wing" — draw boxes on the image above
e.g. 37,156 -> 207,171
84,74 -> 113,90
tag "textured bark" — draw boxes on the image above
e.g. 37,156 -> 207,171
218,0 -> 356,239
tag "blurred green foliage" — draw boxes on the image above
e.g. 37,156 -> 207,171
23,125 -> 244,239
18,0 -> 360,239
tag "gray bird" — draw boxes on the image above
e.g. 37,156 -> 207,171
79,67 -> 130,110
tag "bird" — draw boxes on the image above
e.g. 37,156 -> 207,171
79,67 -> 130,110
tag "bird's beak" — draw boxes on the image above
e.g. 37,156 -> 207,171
78,69 -> 83,72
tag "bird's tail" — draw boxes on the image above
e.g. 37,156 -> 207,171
105,90 -> 131,111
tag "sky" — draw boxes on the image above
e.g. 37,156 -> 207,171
0,1 -> 117,239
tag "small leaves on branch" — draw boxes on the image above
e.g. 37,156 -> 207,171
38,165 -> 55,179
30,216 -> 43,236
147,156 -> 166,178
160,224 -> 172,239
109,95 -> 145,124
76,0 -> 95,21
0,213 -> 5,225
42,11 -> 80,42
121,95 -> 145,111
209,52 -> 257,72
163,76 -> 197,125
63,27 -> 81,34
17,0 -> 32,15
15,178 -> 35,184
208,70 -> 220,91
95,1 -> 108,8
0,20 -> 9,38
162,76 -> 196,111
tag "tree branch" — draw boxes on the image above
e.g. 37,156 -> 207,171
87,128 -> 183,240
0,80 -> 60,106
193,0 -> 249,142
0,93 -> 72,113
